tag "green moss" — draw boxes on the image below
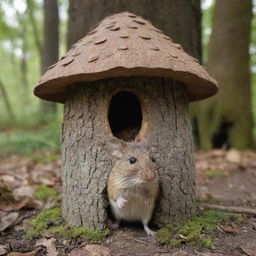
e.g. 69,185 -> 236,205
157,210 -> 245,249
33,185 -> 59,201
199,237 -> 215,249
229,213 -> 246,224
204,169 -> 226,178
25,207 -> 109,242
65,226 -> 110,243
47,225 -> 66,234
201,210 -> 229,232
25,208 -> 62,239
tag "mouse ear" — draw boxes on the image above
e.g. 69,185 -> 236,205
134,136 -> 149,149
107,138 -> 127,159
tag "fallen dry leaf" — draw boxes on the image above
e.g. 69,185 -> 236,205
67,248 -> 91,256
0,197 -> 42,211
0,175 -> 17,188
171,250 -> 189,256
8,248 -> 40,256
13,186 -> 34,200
226,149 -> 241,164
0,244 -> 9,256
0,212 -> 19,231
84,245 -> 110,256
218,224 -> 236,234
0,197 -> 28,211
240,246 -> 256,256
36,237 -> 59,256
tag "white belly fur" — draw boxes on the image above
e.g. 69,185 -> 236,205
110,194 -> 154,223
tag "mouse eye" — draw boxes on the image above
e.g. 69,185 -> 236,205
129,157 -> 137,164
150,156 -> 156,163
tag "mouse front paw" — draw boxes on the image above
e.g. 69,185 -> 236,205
117,196 -> 127,209
144,197 -> 153,206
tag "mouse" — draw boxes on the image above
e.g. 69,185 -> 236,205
107,139 -> 159,236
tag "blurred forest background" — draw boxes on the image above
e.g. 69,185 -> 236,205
0,0 -> 255,155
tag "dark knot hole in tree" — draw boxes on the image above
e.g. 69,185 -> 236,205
108,91 -> 142,141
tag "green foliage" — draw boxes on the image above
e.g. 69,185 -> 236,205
0,0 -> 66,132
0,7 -> 18,40
25,207 -> 109,242
0,123 -> 61,156
201,0 -> 214,63
204,169 -> 226,178
33,185 -> 59,201
157,210 -> 245,249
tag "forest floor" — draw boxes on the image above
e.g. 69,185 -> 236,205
0,149 -> 256,256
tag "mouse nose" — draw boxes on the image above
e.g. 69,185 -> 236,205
146,172 -> 156,181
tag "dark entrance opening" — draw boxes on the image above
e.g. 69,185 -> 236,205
212,119 -> 233,149
108,91 -> 142,141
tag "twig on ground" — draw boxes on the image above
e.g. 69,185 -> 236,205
120,234 -> 169,253
121,234 -> 151,246
196,249 -> 243,256
200,203 -> 256,215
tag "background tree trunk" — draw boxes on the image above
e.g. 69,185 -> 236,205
191,0 -> 253,150
0,78 -> 16,121
16,9 -> 29,103
40,0 -> 59,116
67,0 -> 201,60
26,0 -> 42,55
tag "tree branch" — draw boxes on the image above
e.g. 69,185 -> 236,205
0,78 -> 16,121
200,203 -> 256,216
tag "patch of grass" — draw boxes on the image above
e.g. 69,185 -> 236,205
204,169 -> 226,178
33,185 -> 59,201
0,123 -> 61,156
157,210 -> 245,249
25,207 -> 109,242
30,153 -> 60,164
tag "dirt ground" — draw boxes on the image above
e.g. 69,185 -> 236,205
0,149 -> 256,256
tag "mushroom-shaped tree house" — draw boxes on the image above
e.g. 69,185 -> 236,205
34,12 -> 218,230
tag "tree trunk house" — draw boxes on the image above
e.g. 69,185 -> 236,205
34,12 -> 218,229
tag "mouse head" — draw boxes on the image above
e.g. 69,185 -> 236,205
108,139 -> 157,184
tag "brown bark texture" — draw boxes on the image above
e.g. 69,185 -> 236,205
67,0 -> 201,59
191,0 -> 253,149
41,0 -> 59,114
62,77 -> 196,229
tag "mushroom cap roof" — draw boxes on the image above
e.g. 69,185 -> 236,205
34,12 -> 218,103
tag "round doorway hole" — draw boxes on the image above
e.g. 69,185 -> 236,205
108,91 -> 143,141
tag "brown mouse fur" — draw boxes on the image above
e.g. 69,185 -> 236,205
107,139 -> 158,236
